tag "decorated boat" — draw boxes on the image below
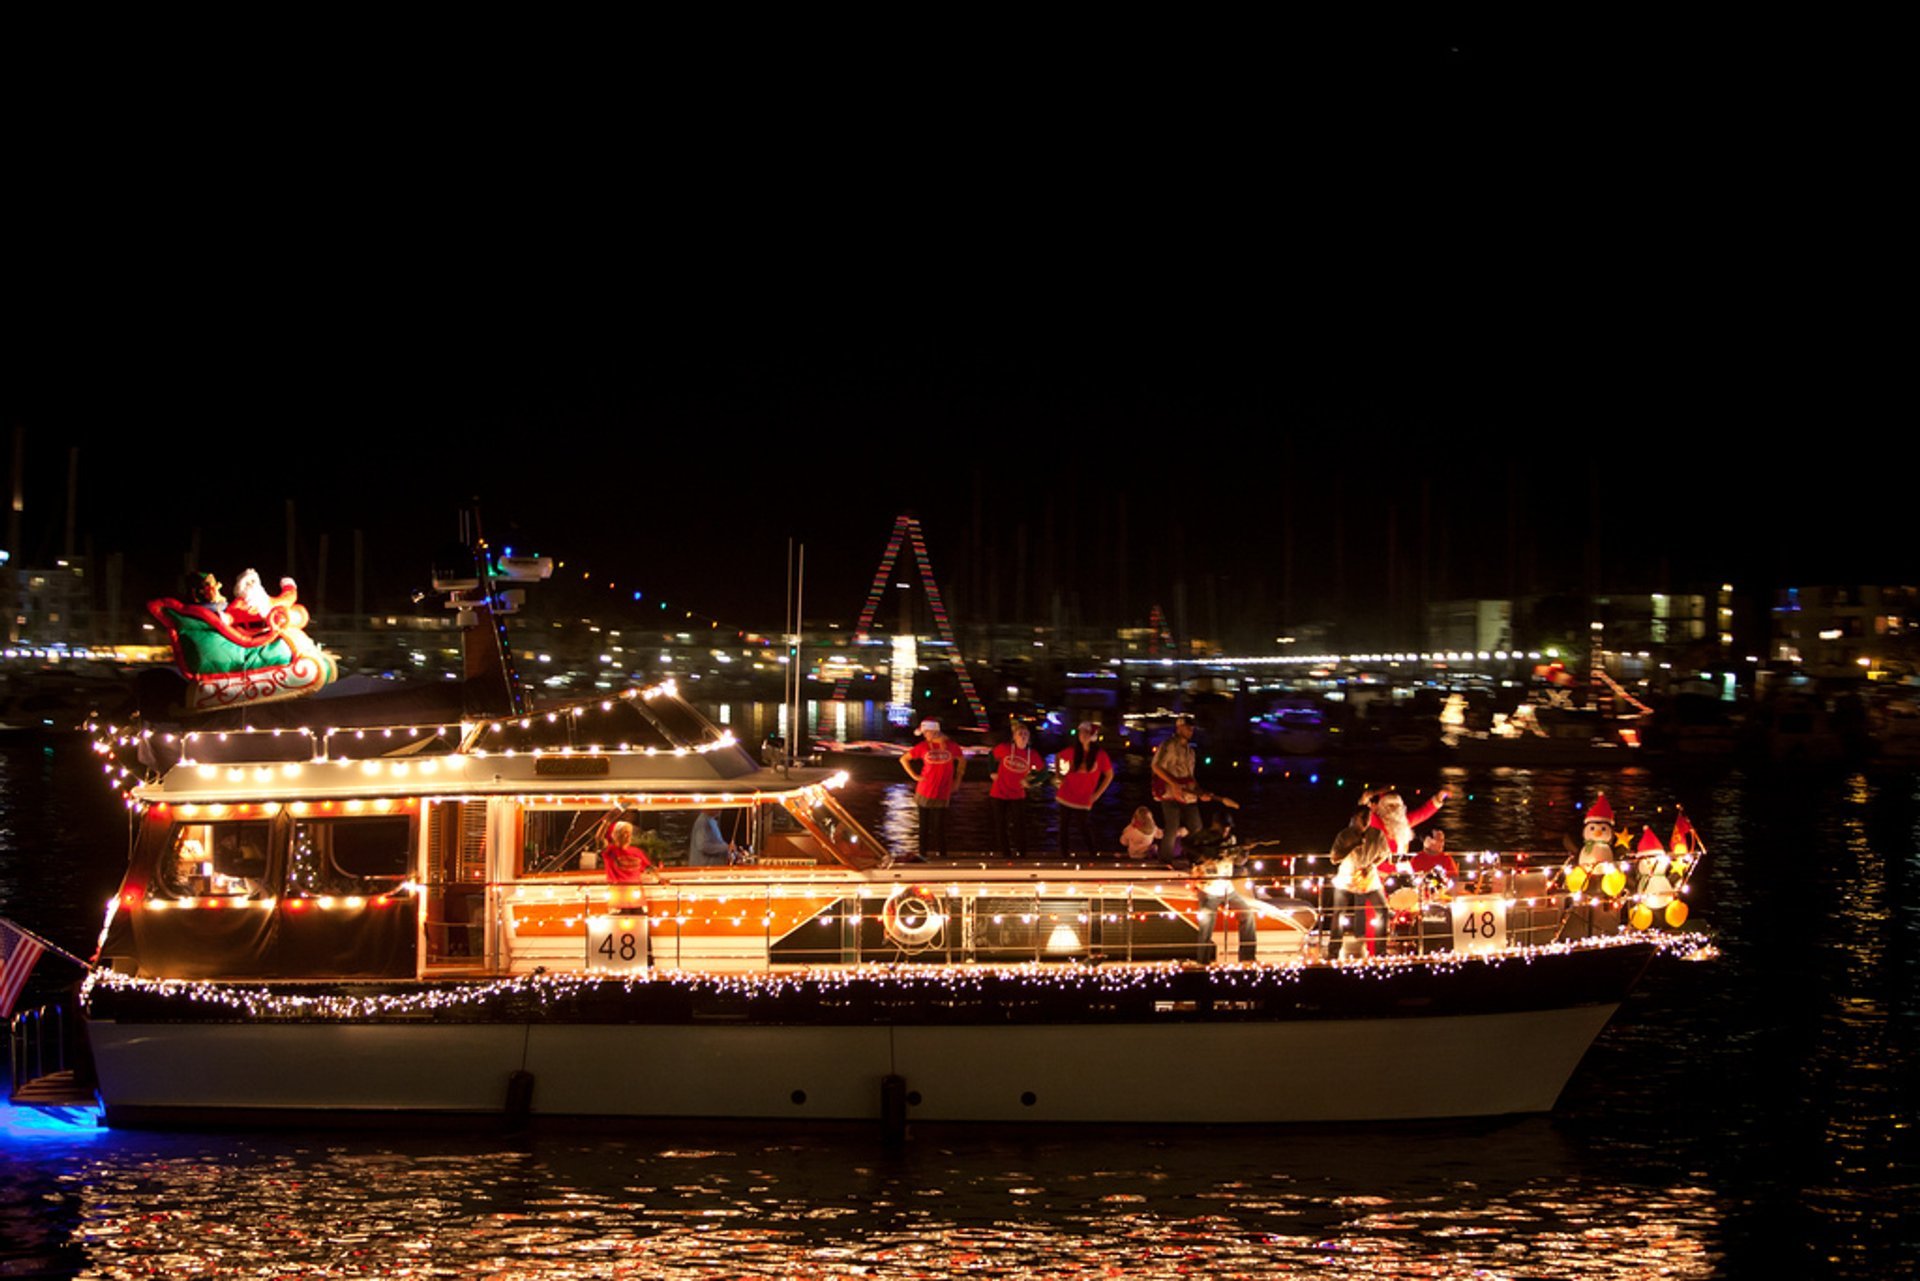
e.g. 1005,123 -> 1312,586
60,537 -> 1712,1130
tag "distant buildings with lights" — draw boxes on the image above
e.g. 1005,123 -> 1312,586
1768,585 -> 1918,681
3,539 -> 1916,701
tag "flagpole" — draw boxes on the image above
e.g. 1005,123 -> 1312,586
0,917 -> 93,972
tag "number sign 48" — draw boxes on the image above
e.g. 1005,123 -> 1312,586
587,915 -> 650,971
1449,895 -> 1507,954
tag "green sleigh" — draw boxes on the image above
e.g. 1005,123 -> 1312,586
146,597 -> 338,712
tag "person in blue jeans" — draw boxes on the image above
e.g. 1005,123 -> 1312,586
1187,820 -> 1262,962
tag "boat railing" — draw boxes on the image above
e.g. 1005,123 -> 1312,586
8,1002 -> 69,1096
479,850 -> 1697,974
493,871 -> 1239,971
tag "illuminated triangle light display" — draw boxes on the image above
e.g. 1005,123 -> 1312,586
834,514 -> 987,729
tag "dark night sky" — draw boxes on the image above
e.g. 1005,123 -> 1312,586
11,27 -> 1911,638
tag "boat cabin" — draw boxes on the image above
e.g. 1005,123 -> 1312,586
96,682 -> 1312,982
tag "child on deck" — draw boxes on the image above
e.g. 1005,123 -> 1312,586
1119,806 -> 1162,859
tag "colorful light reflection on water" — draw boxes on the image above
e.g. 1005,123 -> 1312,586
6,1125 -> 1730,1279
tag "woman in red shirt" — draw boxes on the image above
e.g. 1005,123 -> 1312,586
1054,721 -> 1114,859
902,720 -> 966,859
989,721 -> 1039,858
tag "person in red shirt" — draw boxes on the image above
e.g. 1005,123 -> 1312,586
988,721 -> 1040,858
601,820 -> 654,884
902,719 -> 967,859
1054,721 -> 1114,859
1407,828 -> 1459,895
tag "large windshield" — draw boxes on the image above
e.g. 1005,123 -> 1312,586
778,791 -> 891,870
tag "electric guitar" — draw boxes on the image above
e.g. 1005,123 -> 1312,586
1151,773 -> 1240,809
1189,851 -> 1245,879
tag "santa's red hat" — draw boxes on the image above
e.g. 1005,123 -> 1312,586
1588,794 -> 1615,825
1637,826 -> 1664,854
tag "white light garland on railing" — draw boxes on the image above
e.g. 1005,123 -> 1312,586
128,775 -> 845,831
79,931 -> 1712,1021
108,844 -> 1690,933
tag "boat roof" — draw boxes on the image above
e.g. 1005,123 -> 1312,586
136,754 -> 846,806
116,680 -> 839,806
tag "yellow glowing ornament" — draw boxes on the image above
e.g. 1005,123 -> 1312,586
1601,868 -> 1627,897
1564,866 -> 1589,892
1665,900 -> 1690,927
1629,904 -> 1654,930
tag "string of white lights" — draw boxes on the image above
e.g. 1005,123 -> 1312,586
79,931 -> 1712,1020
85,679 -> 738,801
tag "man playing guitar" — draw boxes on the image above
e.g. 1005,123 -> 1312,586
1152,716 -> 1238,861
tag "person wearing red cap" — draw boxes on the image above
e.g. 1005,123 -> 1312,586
1361,786 -> 1450,857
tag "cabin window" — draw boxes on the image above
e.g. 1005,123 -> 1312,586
160,821 -> 271,899
519,807 -> 618,877
682,807 -> 748,866
288,815 -> 413,897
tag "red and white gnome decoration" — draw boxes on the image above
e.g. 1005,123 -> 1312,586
1577,793 -> 1618,869
1631,825 -> 1683,927
1564,793 -> 1625,895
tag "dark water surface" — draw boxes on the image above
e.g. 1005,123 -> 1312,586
2,727 -> 1914,1279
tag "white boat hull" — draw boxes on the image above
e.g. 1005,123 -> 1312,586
88,1000 -> 1618,1126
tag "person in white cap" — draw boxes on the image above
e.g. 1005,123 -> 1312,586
901,718 -> 966,858
1054,720 -> 1114,858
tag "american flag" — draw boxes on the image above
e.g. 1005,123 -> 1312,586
0,918 -> 47,1018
